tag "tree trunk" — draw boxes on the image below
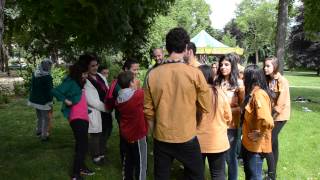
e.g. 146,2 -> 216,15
0,0 -> 5,70
317,67 -> 320,76
255,49 -> 259,64
276,0 -> 288,75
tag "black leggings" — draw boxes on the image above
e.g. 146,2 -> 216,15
70,120 -> 89,176
266,121 -> 287,178
202,151 -> 227,180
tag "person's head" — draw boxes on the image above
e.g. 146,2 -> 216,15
186,42 -> 197,62
153,48 -> 164,64
216,53 -> 239,88
165,27 -> 190,55
81,54 -> 99,76
40,58 -> 53,72
232,53 -> 241,64
122,58 -> 140,78
243,64 -> 269,97
98,65 -> 109,78
69,54 -> 92,88
117,71 -> 135,89
263,56 -> 279,77
211,62 -> 218,77
198,65 -> 214,85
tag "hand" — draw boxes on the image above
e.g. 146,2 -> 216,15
64,99 -> 72,106
247,130 -> 261,142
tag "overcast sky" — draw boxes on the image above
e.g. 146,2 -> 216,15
204,0 -> 244,30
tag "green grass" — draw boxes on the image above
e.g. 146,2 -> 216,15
0,71 -> 319,179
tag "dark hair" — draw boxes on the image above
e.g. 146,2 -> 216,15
98,65 -> 108,73
117,71 -> 134,89
263,56 -> 279,82
166,27 -> 190,54
243,65 -> 273,99
122,58 -> 139,71
198,65 -> 214,85
187,42 -> 197,55
215,53 -> 239,88
69,54 -> 93,88
198,65 -> 218,119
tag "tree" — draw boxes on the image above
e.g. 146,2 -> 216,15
5,0 -> 175,65
235,0 -> 277,64
0,0 -> 5,72
288,6 -> 320,75
303,0 -> 320,37
221,31 -> 237,47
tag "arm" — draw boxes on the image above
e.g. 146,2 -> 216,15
255,92 -> 274,135
274,78 -> 290,115
85,81 -> 107,112
51,79 -> 70,102
196,71 -> 211,113
222,93 -> 232,125
143,76 -> 155,133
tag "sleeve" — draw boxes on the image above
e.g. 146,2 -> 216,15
222,93 -> 232,125
143,74 -> 155,121
51,79 -> 69,102
47,76 -> 53,101
274,78 -> 290,114
254,92 -> 274,134
196,71 -> 211,113
85,81 -> 106,112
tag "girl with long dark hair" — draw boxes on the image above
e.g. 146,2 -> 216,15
263,57 -> 291,178
52,55 -> 94,180
197,65 -> 232,180
241,65 -> 274,180
215,53 -> 244,180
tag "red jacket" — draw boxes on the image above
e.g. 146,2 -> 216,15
116,89 -> 148,142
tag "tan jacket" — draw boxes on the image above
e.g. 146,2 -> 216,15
242,86 -> 274,153
219,80 -> 245,128
144,62 -> 211,143
197,87 -> 232,153
269,73 -> 291,121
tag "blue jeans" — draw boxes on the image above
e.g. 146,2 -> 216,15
226,129 -> 239,180
242,147 -> 263,180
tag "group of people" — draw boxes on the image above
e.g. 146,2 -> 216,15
27,27 -> 291,180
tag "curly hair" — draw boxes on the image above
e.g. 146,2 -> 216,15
215,53 -> 239,88
166,27 -> 190,54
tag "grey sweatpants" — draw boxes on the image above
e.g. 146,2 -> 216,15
36,109 -> 50,138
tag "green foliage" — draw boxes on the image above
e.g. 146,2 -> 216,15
234,0 -> 277,59
147,0 -> 211,51
222,31 -> 237,47
13,82 -> 26,96
0,94 -> 9,104
51,67 -> 67,87
303,0 -> 320,35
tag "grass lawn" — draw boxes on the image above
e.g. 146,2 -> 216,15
0,71 -> 319,180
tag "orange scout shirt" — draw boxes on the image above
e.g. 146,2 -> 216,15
219,80 -> 245,129
197,87 -> 232,153
269,72 -> 291,121
144,62 -> 211,143
242,86 -> 274,153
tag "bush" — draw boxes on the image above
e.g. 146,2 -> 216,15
13,82 -> 27,96
51,66 -> 67,87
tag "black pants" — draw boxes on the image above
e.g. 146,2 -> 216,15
122,136 -> 148,180
202,151 -> 227,180
89,112 -> 113,158
266,121 -> 286,177
154,137 -> 204,180
263,153 -> 276,180
70,120 -> 89,176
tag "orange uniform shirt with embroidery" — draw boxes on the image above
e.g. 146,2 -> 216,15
242,87 -> 274,153
219,80 -> 244,129
197,87 -> 232,153
269,72 -> 291,121
144,63 -> 211,143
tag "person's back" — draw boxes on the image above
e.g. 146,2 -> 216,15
146,62 -> 209,143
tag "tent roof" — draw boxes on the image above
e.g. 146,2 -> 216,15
191,30 -> 229,48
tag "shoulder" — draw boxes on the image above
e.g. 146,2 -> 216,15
252,89 -> 270,103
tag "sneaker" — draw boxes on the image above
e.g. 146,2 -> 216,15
80,168 -> 95,176
92,156 -> 104,166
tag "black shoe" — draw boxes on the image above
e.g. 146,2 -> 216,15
80,168 -> 95,176
41,136 -> 49,142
